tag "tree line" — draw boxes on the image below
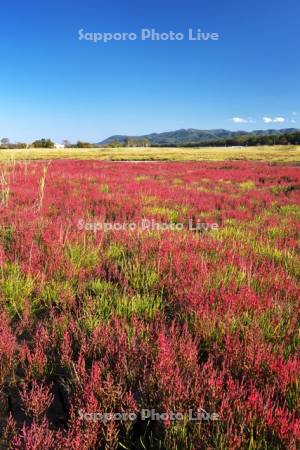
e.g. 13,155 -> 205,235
158,131 -> 300,148
0,131 -> 299,149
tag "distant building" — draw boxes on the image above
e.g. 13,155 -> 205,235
54,143 -> 65,149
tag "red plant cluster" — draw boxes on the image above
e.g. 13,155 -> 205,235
0,161 -> 299,449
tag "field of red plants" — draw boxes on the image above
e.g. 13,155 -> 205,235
0,160 -> 299,449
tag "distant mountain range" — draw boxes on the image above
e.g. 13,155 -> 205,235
99,128 -> 299,146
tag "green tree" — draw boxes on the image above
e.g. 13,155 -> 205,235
32,138 -> 54,148
76,141 -> 94,148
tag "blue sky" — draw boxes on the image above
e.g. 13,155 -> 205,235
0,0 -> 299,142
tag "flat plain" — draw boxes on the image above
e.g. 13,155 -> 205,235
0,145 -> 299,163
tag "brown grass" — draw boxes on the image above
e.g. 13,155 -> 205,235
0,145 -> 299,163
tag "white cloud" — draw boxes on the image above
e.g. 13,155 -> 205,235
232,116 -> 288,125
263,116 -> 286,124
292,112 -> 297,116
232,117 -> 249,124
291,119 -> 296,124
262,117 -> 273,124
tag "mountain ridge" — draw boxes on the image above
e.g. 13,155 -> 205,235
99,128 -> 299,146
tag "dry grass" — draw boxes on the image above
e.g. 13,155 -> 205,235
0,145 -> 299,163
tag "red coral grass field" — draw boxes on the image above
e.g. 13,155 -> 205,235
0,160 -> 299,449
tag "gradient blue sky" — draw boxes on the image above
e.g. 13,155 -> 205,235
0,0 -> 299,142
